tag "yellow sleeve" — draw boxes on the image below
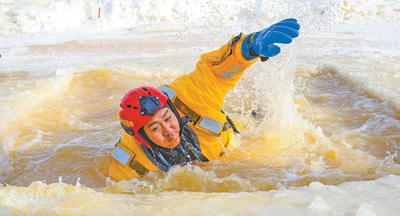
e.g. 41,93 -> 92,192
160,34 -> 258,160
168,34 -> 258,124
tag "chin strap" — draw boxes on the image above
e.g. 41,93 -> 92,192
179,115 -> 192,135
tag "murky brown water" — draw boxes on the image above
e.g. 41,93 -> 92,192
1,27 -> 400,215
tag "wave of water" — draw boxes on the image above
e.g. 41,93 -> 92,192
1,0 -> 400,215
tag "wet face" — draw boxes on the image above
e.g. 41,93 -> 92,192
143,107 -> 180,149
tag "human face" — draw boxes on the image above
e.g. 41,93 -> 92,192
143,107 -> 180,149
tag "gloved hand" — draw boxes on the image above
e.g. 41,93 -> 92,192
241,18 -> 300,61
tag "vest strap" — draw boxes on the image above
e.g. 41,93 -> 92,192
129,160 -> 149,176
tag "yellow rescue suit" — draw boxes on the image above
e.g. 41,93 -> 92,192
105,34 -> 257,181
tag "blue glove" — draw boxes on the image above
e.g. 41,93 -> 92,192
241,18 -> 300,61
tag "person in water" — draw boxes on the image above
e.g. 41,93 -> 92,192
105,19 -> 301,181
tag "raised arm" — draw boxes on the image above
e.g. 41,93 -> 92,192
161,19 -> 300,128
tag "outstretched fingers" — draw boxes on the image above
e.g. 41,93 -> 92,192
280,18 -> 298,23
272,19 -> 301,31
250,18 -> 301,58
264,31 -> 293,45
269,26 -> 299,38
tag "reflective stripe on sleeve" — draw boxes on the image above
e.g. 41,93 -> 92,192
220,65 -> 245,78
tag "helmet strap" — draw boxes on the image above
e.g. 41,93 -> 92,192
121,122 -> 134,136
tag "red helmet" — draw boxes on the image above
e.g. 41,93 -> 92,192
119,86 -> 169,148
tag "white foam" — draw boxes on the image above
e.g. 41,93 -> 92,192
1,0 -> 398,40
339,0 -> 400,23
356,203 -> 377,216
309,197 -> 333,213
